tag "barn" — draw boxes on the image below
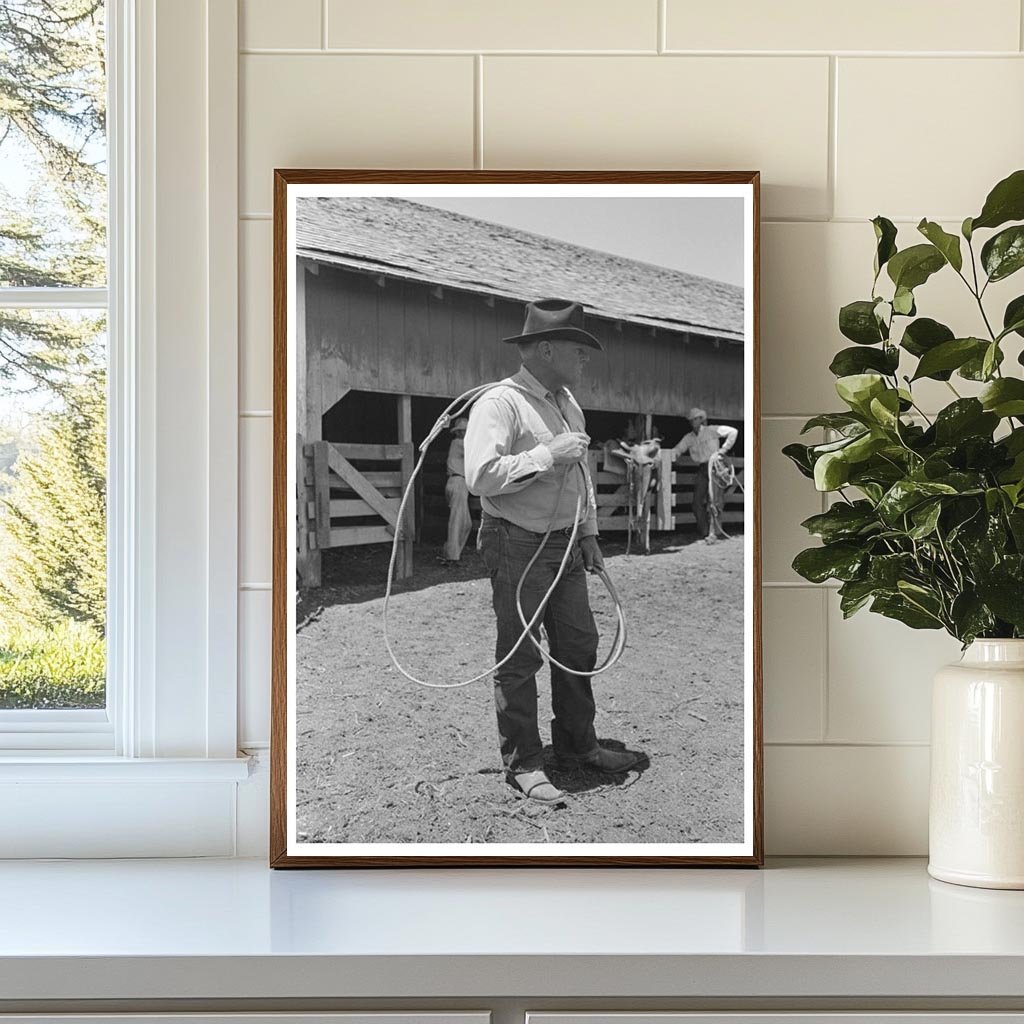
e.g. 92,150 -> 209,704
294,197 -> 746,586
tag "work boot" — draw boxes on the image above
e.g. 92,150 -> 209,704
557,746 -> 644,774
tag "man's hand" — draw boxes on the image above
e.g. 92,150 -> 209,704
546,431 -> 590,466
579,535 -> 604,573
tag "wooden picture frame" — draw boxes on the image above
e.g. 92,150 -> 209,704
271,170 -> 762,867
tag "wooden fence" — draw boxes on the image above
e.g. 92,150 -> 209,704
297,438 -> 415,585
587,449 -> 745,534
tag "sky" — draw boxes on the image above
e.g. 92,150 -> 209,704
408,196 -> 746,287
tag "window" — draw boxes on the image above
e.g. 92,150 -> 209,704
0,0 -> 110,744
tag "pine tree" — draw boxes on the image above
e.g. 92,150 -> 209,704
0,370 -> 105,632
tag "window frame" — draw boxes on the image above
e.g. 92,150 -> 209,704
0,0 -> 241,769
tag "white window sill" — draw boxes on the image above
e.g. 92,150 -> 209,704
0,754 -> 252,782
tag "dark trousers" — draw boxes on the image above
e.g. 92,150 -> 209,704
692,462 -> 710,537
477,514 -> 600,772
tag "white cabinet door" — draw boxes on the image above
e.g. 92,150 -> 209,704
0,1015 -> 490,1024
528,1016 -> 1024,1024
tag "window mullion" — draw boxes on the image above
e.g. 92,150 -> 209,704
0,287 -> 108,310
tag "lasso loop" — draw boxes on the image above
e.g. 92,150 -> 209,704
381,383 -> 627,689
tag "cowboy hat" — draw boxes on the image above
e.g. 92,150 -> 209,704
501,297 -> 603,350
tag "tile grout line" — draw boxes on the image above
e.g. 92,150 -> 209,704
237,47 -> 1024,57
657,0 -> 666,54
321,0 -> 328,50
827,55 -> 838,221
474,55 -> 484,169
766,740 -> 931,748
1021,0 -> 1024,51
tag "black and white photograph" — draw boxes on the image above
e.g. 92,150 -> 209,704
273,172 -> 762,866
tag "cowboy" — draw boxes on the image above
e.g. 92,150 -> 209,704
670,408 -> 738,542
439,417 -> 472,565
464,298 -> 644,804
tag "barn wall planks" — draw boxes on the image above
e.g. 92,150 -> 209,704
305,268 -> 743,420
237,0 -> 1024,855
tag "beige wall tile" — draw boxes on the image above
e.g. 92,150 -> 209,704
762,221 -> 1020,416
483,56 -> 830,219
763,587 -> 825,743
241,0 -> 321,50
240,220 -> 272,412
836,58 -> 1024,220
666,0 -> 1020,53
240,55 -> 474,213
240,416 -> 272,586
239,589 -> 272,746
761,417 -> 824,584
328,0 -> 657,51
827,598 -> 961,743
766,744 -> 929,854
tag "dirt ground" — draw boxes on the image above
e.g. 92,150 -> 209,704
295,531 -> 746,846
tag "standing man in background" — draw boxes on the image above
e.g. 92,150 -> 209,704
464,298 -> 644,804
439,417 -> 472,565
671,407 -> 738,542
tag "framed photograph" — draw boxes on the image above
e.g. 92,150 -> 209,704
271,170 -> 762,867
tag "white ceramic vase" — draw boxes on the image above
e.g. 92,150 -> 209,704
929,639 -> 1024,889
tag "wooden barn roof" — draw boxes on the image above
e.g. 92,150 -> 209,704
295,196 -> 745,343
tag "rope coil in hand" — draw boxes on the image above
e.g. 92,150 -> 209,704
382,383 -> 627,689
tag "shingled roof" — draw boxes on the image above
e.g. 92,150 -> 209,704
295,196 -> 745,343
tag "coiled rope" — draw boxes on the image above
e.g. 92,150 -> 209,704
382,382 -> 628,690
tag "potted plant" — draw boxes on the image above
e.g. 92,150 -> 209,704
785,169 -> 1024,889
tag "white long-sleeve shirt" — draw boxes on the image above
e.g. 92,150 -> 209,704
463,366 -> 597,537
672,424 -> 738,464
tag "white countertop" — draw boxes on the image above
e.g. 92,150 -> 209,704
1,857 -> 1023,1001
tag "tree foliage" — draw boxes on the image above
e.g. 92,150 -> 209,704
0,368 -> 105,632
0,0 -> 106,396
786,170 -> 1024,644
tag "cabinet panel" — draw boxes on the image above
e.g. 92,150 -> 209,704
0,1015 -> 489,1024
528,1016 -> 1024,1024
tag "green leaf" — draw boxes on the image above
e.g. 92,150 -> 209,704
933,399 -> 999,445
814,450 -> 851,491
800,413 -> 865,434
976,576 -> 1024,629
829,345 -> 899,378
782,442 -> 815,479
911,337 -> 987,380
792,543 -> 866,584
982,341 -> 1000,381
971,168 -> 1024,232
800,501 -> 879,543
892,286 -> 916,316
868,389 -> 901,430
839,299 -> 887,345
872,215 -> 898,277
959,343 -> 1004,381
877,479 -> 958,524
962,216 -> 974,241
868,552 -> 915,587
836,373 -> 887,414
980,378 -> 1024,418
908,500 -> 942,539
838,579 -> 878,618
949,592 -> 996,644
1003,295 -> 1024,340
900,318 -> 956,380
887,243 -> 946,291
981,225 -> 1024,283
917,219 -> 963,272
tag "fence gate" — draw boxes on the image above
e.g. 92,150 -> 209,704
297,439 -> 414,587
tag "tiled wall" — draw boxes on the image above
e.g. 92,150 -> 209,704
236,0 -> 1024,854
